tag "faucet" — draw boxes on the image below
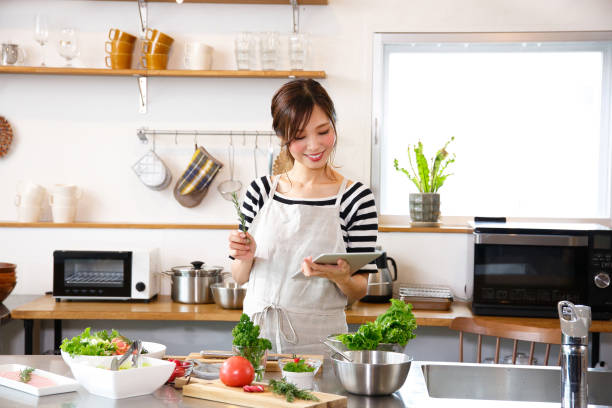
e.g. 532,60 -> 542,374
558,300 -> 591,408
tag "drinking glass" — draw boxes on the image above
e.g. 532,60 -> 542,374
288,33 -> 307,70
260,31 -> 278,70
234,32 -> 252,70
58,28 -> 79,67
34,14 -> 49,66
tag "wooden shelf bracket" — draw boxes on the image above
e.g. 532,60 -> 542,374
137,76 -> 147,113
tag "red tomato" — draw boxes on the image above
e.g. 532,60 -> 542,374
111,338 -> 130,355
219,356 -> 254,387
166,359 -> 192,383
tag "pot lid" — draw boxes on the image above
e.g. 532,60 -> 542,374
170,261 -> 205,275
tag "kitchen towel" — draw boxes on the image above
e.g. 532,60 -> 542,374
174,146 -> 223,207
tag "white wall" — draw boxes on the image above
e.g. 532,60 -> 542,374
2,0 -> 612,360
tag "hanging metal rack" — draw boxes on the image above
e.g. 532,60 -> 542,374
136,127 -> 276,143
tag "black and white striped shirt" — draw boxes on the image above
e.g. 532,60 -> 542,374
240,176 -> 378,253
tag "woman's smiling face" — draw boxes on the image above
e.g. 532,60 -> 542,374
288,104 -> 336,170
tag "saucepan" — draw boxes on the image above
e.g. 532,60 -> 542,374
162,261 -> 228,304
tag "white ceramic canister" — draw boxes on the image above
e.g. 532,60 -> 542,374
184,42 -> 213,70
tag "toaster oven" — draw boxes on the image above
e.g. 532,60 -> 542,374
53,249 -> 159,301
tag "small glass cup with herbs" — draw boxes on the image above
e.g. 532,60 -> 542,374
232,313 -> 272,381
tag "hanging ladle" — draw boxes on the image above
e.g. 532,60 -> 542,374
217,133 -> 243,201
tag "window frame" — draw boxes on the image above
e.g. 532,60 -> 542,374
371,31 -> 612,227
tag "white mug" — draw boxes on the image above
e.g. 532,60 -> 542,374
17,205 -> 41,223
184,42 -> 213,70
15,193 -> 44,207
49,195 -> 78,206
51,184 -> 82,199
17,181 -> 45,204
51,205 -> 76,223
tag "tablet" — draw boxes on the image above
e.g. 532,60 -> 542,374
314,252 -> 382,274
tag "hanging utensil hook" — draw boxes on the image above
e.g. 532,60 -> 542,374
194,132 -> 198,151
151,130 -> 156,152
174,130 -> 178,145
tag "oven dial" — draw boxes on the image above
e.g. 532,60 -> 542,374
594,272 -> 610,289
135,282 -> 146,292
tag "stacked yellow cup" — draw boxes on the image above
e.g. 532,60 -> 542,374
105,29 -> 137,69
141,28 -> 174,70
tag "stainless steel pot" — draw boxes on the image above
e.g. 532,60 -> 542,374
163,261 -> 225,304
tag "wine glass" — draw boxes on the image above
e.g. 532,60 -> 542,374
57,28 -> 79,67
34,14 -> 49,66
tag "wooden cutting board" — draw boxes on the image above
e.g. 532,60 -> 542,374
183,378 -> 347,408
187,351 -> 325,374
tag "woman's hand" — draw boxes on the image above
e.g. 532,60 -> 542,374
301,256 -> 351,285
228,230 -> 256,261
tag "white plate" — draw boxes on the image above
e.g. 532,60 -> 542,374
0,364 -> 79,396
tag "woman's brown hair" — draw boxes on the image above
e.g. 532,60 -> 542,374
271,79 -> 337,167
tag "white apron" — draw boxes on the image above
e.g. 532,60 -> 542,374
243,175 -> 349,354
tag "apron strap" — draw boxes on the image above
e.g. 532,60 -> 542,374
267,175 -> 281,200
251,304 -> 298,353
334,178 -> 349,207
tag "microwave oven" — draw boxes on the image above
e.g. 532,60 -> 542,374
472,221 -> 612,319
53,250 -> 159,301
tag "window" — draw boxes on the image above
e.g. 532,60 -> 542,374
371,33 -> 612,224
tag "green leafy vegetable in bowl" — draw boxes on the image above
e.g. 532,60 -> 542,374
337,299 -> 417,350
281,357 -> 315,373
60,327 -> 136,357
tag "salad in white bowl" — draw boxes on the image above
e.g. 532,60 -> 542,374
60,328 -> 166,367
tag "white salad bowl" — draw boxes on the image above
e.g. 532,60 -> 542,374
277,358 -> 322,390
61,341 -> 166,367
281,370 -> 315,390
69,356 -> 174,399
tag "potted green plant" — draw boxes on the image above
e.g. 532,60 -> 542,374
393,137 -> 455,225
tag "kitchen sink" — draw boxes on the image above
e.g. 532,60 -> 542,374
422,363 -> 612,406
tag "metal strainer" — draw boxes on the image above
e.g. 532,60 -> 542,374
217,134 -> 242,201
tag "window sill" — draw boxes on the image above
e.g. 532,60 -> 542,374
379,224 -> 472,233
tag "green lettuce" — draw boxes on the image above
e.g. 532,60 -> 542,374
338,299 -> 417,350
60,327 -> 124,356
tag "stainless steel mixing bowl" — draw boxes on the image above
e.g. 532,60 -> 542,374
325,334 -> 406,353
331,350 -> 412,396
211,282 -> 247,309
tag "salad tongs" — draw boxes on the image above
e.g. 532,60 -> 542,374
110,340 -> 141,371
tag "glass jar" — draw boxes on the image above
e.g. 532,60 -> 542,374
232,345 -> 268,381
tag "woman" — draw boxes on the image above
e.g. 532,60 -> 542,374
228,79 -> 378,354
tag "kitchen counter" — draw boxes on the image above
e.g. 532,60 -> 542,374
0,295 -> 42,326
9,295 -> 472,325
10,295 -> 612,357
0,355 -> 605,407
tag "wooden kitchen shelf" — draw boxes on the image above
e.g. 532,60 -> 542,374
0,221 -> 473,233
0,66 -> 326,79
92,0 -> 327,4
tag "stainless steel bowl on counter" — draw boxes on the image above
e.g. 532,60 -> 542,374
211,282 -> 246,309
163,262 -> 227,304
331,350 -> 412,396
325,334 -> 405,353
